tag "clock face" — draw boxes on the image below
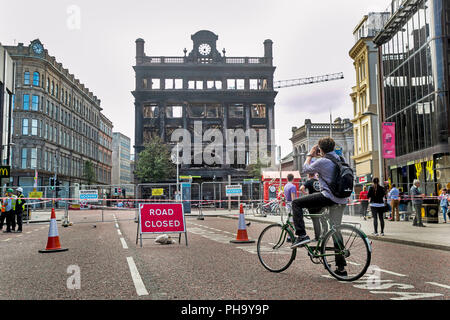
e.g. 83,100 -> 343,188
32,43 -> 43,54
198,43 -> 211,56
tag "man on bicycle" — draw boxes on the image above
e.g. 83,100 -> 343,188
290,137 -> 350,277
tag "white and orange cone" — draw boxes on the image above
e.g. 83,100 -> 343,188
39,208 -> 68,253
230,204 -> 255,244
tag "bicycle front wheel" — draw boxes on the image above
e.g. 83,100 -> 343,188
321,224 -> 371,281
257,224 -> 296,273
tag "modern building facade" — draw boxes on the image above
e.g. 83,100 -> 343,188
374,0 -> 450,194
349,13 -> 389,189
0,44 -> 15,177
4,39 -> 113,195
132,30 -> 277,182
290,118 -> 355,181
112,132 -> 133,196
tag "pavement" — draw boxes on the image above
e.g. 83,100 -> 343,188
26,206 -> 450,251
193,208 -> 450,252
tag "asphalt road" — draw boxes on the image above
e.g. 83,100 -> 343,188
0,209 -> 449,301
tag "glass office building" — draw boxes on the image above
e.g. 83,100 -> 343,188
374,0 -> 449,195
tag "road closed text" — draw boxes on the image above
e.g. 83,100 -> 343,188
140,203 -> 185,233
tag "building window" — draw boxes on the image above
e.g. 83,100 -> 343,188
251,104 -> 266,118
51,81 -> 54,95
32,95 -> 39,111
21,148 -> 27,169
47,78 -> 50,92
22,119 -> 29,135
23,94 -> 30,110
151,79 -> 160,89
229,104 -> 244,118
206,105 -> 222,118
33,72 -> 40,86
30,148 -> 37,169
143,104 -> 159,118
24,72 -> 30,85
166,106 -> 183,118
31,119 -> 38,136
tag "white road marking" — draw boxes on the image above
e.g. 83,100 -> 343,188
117,229 -> 122,236
426,282 -> 450,290
372,267 -> 407,277
26,231 -> 32,234
115,223 -> 119,228
3,238 -> 11,242
126,257 -> 149,296
120,237 -> 128,249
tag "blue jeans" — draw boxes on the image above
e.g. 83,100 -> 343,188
442,206 -> 448,222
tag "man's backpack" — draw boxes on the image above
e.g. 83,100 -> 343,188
324,154 -> 354,198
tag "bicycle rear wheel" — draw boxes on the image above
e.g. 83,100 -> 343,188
321,224 -> 371,281
257,224 -> 296,273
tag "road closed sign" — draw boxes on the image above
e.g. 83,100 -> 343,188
139,203 -> 185,234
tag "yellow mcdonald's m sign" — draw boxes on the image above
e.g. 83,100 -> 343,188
0,166 -> 10,178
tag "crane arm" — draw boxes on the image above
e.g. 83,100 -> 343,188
274,72 -> 344,89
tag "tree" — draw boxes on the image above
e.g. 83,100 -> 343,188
246,157 -> 267,181
135,135 -> 176,183
82,160 -> 96,186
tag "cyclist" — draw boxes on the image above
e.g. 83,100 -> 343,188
290,137 -> 350,277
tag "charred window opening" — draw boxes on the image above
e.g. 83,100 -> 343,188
143,104 -> 159,118
229,104 -> 244,118
251,104 -> 266,118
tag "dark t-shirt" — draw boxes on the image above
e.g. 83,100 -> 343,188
304,178 -> 321,195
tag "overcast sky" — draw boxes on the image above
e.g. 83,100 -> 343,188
0,0 -> 389,158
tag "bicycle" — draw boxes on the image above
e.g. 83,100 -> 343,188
255,198 -> 281,216
257,204 -> 372,281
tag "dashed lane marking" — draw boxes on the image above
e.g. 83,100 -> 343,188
3,238 -> 11,242
426,282 -> 450,290
117,229 -> 122,236
26,232 -> 32,234
120,237 -> 128,249
126,257 -> 149,296
115,223 -> 119,228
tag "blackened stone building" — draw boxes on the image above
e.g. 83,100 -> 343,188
132,30 -> 277,181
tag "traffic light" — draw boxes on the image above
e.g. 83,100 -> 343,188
49,177 -> 55,190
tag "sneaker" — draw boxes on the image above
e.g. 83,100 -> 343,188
290,235 -> 311,249
16,230 -> 22,233
3,230 -> 11,233
372,232 -> 379,236
334,268 -> 348,277
286,236 -> 292,243
380,232 -> 385,236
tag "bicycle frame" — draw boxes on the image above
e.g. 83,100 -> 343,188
278,209 -> 347,259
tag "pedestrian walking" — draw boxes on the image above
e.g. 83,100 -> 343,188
439,189 -> 448,223
300,173 -> 328,241
2,188 -> 17,233
410,179 -> 426,227
389,184 -> 400,221
367,178 -> 386,236
15,187 -> 26,232
359,186 -> 369,220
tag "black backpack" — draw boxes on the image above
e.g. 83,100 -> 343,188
324,154 -> 354,198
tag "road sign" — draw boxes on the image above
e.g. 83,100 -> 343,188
79,190 -> 99,202
226,185 -> 243,197
137,203 -> 187,247
151,188 -> 164,196
29,191 -> 43,198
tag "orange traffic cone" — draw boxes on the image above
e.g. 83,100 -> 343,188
39,208 -> 68,253
230,204 -> 255,244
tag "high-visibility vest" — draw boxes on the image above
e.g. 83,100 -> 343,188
1,200 -> 5,213
17,194 -> 26,211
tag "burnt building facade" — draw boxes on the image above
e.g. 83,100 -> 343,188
132,30 -> 277,181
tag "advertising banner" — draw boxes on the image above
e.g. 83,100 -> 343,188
382,122 -> 396,159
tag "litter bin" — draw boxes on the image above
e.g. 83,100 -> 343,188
422,204 -> 439,223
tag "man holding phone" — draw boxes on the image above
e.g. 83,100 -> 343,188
290,137 -> 350,277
